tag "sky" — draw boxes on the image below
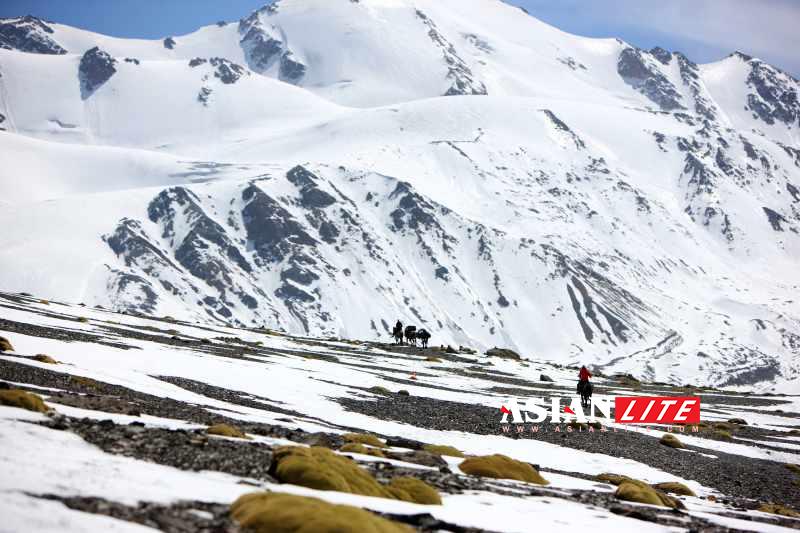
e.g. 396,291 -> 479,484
1,0 -> 797,77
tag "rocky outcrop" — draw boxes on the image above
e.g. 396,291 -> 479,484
0,15 -> 66,54
415,10 -> 486,97
238,9 -> 306,84
617,47 -> 683,111
740,55 -> 800,127
79,47 -> 117,99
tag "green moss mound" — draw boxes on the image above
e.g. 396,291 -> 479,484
784,464 -> 800,475
231,492 -> 413,533
422,444 -> 464,458
270,446 -> 439,504
660,433 -> 685,449
77,317 -> 89,323
397,390 -> 410,396
33,354 -> 58,364
653,482 -> 696,496
340,443 -> 385,458
207,423 -> 250,439
712,422 -> 734,431
368,386 -> 391,395
0,336 -> 14,352
343,433 -> 386,448
595,473 -> 633,486
758,503 -> 800,518
713,429 -> 732,440
459,454 -> 548,485
615,481 -> 678,508
271,446 -> 393,498
387,477 -> 442,505
0,389 -> 48,412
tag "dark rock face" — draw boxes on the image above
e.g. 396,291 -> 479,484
762,207 -> 787,231
617,47 -> 683,111
415,10 -> 487,97
743,57 -> 800,127
241,183 -> 317,264
147,187 -> 256,312
79,47 -> 117,99
279,51 -> 306,83
106,269 -> 159,315
675,52 -> 717,121
649,46 -> 672,65
287,166 -> 336,209
238,8 -> 306,84
189,57 -> 248,84
0,15 -> 66,54
542,109 -> 585,149
163,37 -> 176,49
106,218 -> 179,274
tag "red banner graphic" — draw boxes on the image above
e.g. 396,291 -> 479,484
614,396 -> 700,424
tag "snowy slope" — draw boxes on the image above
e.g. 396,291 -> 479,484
0,0 -> 799,391
1,295 -> 800,532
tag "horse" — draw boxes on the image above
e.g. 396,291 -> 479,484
392,324 -> 404,345
579,380 -> 593,409
404,325 -> 417,347
417,328 -> 431,348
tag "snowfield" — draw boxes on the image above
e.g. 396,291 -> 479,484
1,293 -> 799,532
0,0 -> 799,392
0,0 -> 800,529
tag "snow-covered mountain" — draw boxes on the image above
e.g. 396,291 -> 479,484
0,0 -> 799,391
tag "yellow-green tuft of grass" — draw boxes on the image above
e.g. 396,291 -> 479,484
712,422 -> 734,432
32,354 -> 58,364
230,492 -> 413,533
660,433 -> 685,449
77,317 -> 89,323
653,482 -> 696,497
207,423 -> 250,439
425,356 -> 442,363
368,386 -> 391,395
713,429 -> 732,440
789,429 -> 800,435
0,336 -> 14,352
758,503 -> 800,518
343,433 -> 387,448
70,376 -> 101,390
271,446 -> 392,498
785,464 -> 800,475
270,446 -> 439,504
459,454 -> 548,485
39,299 -> 50,305
422,444 -> 464,458
340,443 -> 385,458
0,389 -> 48,413
595,473 -> 633,486
615,481 -> 678,508
386,477 -> 442,505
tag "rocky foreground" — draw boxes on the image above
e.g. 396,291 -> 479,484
1,291 -> 799,532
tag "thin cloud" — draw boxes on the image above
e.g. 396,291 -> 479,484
518,0 -> 800,76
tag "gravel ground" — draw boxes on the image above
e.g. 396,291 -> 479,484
40,495 -> 239,533
338,394 -> 800,509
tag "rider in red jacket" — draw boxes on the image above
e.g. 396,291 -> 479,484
578,366 -> 592,395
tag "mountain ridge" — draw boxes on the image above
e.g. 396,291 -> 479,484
0,0 -> 798,392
